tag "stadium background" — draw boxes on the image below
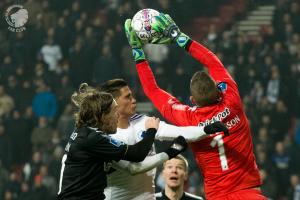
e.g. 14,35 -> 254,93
0,0 -> 300,199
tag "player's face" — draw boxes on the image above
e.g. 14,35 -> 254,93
163,158 -> 188,189
115,86 -> 137,118
101,100 -> 119,134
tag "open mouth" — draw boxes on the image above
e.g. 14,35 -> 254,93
169,177 -> 178,181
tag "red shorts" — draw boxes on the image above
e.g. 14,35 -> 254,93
213,188 -> 267,200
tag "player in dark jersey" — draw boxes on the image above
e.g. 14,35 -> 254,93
155,155 -> 203,200
57,90 -> 188,200
124,13 -> 267,200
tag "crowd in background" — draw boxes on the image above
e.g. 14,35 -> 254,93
0,0 -> 300,199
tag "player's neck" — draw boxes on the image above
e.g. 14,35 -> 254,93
164,186 -> 184,200
117,115 -> 130,129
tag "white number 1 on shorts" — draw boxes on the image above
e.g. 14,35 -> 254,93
210,135 -> 229,171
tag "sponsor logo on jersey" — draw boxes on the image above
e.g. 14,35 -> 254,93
217,82 -> 227,92
198,107 -> 241,130
198,107 -> 230,127
70,132 -> 78,140
225,115 -> 240,129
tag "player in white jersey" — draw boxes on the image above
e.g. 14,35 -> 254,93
97,79 -> 228,200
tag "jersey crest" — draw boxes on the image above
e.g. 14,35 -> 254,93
217,82 -> 227,92
109,137 -> 124,147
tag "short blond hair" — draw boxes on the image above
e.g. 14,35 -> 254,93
163,154 -> 189,172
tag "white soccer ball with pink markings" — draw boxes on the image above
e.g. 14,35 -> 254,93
131,8 -> 161,41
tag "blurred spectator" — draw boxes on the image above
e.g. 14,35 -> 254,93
0,85 -> 14,118
144,43 -> 169,69
40,38 -> 62,72
31,174 -> 50,200
31,117 -> 53,152
18,182 -> 32,200
0,56 -> 14,82
5,172 -> 20,199
48,146 -> 64,183
5,110 -> 31,165
38,164 -> 57,196
32,80 -> 57,119
272,141 -> 291,197
55,75 -> 74,113
56,104 -> 74,141
23,151 -> 42,184
0,124 -> 11,169
0,160 -> 9,197
92,45 -> 120,84
260,169 -> 277,199
288,174 -> 300,200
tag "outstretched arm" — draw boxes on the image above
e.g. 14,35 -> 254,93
136,61 -> 193,126
124,18 -> 194,126
152,13 -> 237,86
156,121 -> 228,142
112,152 -> 169,175
112,135 -> 189,175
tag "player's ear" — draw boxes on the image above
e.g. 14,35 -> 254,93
189,96 -> 196,105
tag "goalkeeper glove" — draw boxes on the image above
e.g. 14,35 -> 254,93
204,121 -> 229,136
152,13 -> 191,48
165,136 -> 188,159
124,18 -> 146,63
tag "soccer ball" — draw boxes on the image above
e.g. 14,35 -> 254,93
131,8 -> 161,41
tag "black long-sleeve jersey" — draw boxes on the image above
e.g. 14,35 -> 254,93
57,126 -> 156,200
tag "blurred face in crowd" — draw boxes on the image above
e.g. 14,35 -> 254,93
115,86 -> 136,119
163,157 -> 188,189
101,100 -> 119,134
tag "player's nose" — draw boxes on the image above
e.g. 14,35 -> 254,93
132,97 -> 137,104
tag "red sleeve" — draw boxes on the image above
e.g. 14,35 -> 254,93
136,61 -> 193,126
188,40 -> 241,105
188,40 -> 236,86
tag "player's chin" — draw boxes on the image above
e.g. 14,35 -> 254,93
131,105 -> 137,113
167,180 -> 181,187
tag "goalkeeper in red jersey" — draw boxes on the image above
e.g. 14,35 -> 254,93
124,14 -> 267,200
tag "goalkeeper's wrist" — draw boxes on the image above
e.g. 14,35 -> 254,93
132,48 -> 146,63
175,33 -> 192,50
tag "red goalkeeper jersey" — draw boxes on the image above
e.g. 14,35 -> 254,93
136,41 -> 262,200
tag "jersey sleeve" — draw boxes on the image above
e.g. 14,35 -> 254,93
136,61 -> 194,126
155,120 -> 208,142
111,152 -> 169,175
187,40 -> 238,92
85,133 -> 127,162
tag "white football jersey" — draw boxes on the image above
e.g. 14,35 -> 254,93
104,114 -> 207,200
104,114 -> 156,200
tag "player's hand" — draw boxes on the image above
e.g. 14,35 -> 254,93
165,136 -> 188,159
204,121 -> 229,136
145,117 -> 160,130
124,18 -> 146,62
152,13 -> 190,48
